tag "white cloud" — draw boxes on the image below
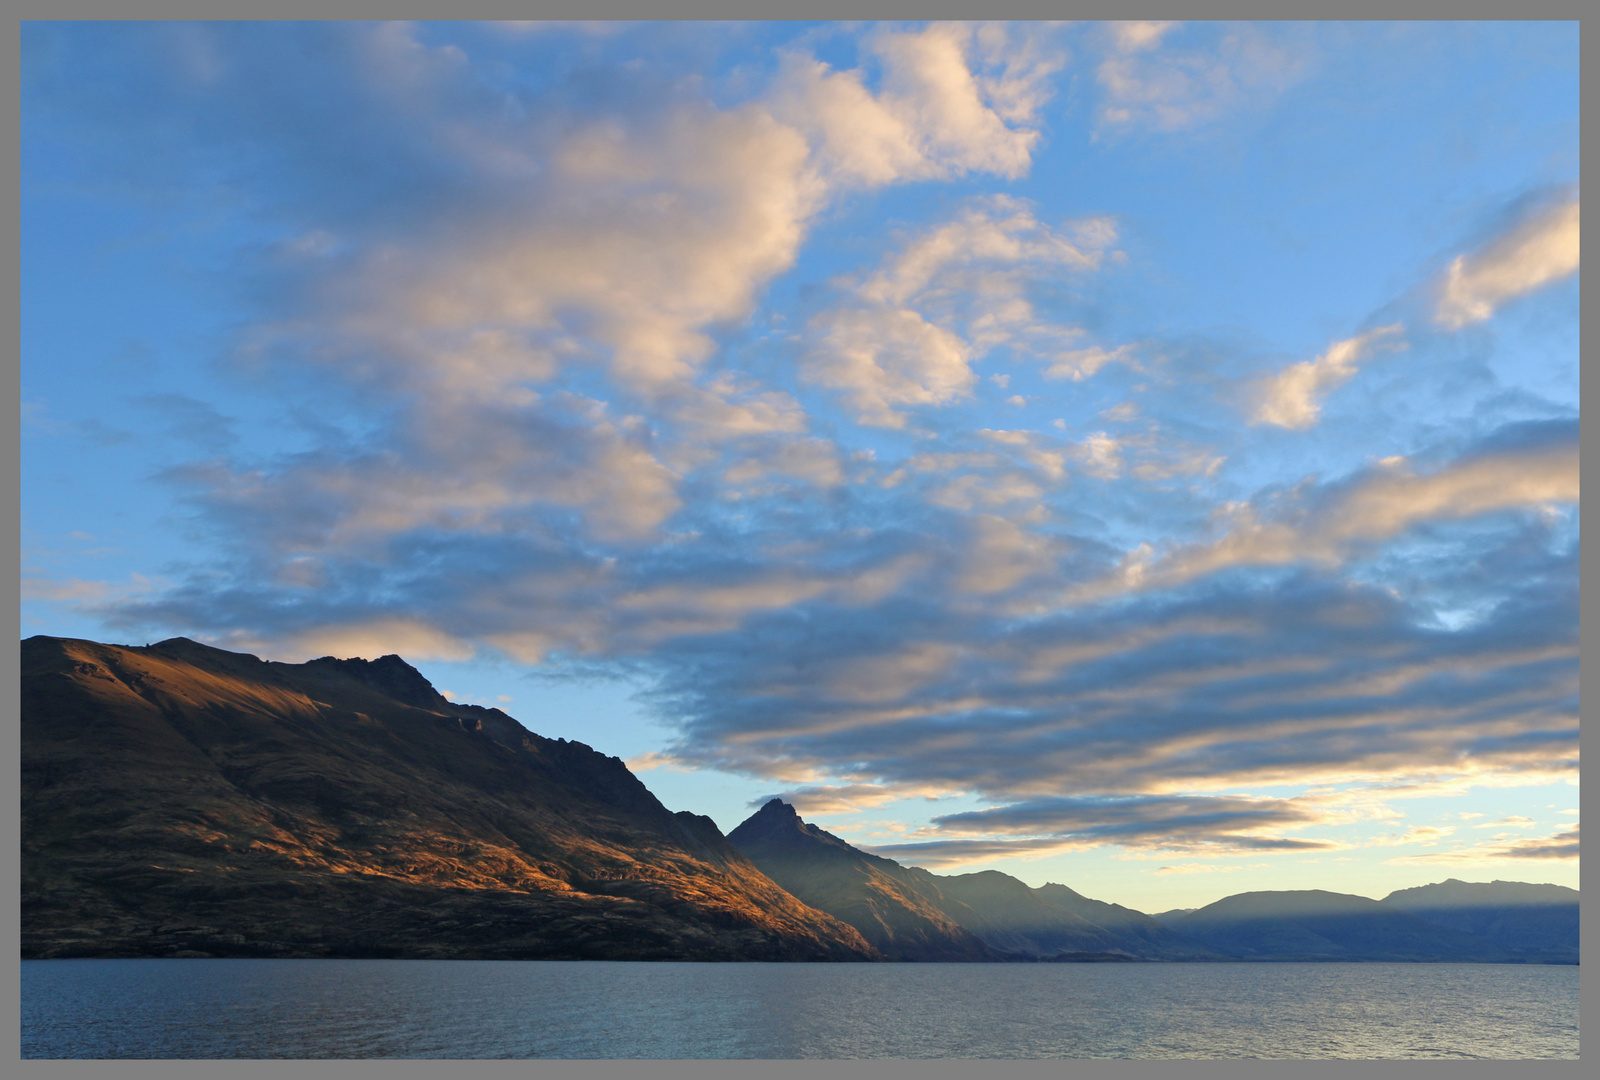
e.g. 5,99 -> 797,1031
1252,324 -> 1405,429
806,306 -> 976,428
805,196 -> 1118,426
1076,431 -> 1124,478
774,23 -> 1057,189
859,198 -> 1108,307
1436,194 -> 1579,329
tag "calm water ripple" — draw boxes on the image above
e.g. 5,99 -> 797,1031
21,959 -> 1579,1059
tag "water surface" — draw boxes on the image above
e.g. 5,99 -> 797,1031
21,959 -> 1579,1059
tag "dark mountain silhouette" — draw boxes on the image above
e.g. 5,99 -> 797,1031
726,799 -> 1002,960
21,635 -> 877,961
1172,889 -> 1516,962
729,800 -> 1215,960
1382,879 -> 1579,961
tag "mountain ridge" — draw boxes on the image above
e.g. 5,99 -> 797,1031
22,634 -> 1578,964
22,635 -> 877,961
730,799 -> 1216,961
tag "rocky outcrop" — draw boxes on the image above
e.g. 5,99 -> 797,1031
21,636 -> 878,962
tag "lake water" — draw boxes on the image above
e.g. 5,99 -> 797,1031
21,959 -> 1579,1059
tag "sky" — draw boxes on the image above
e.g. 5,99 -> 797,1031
20,21 -> 1578,913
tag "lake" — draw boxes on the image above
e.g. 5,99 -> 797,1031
21,959 -> 1579,1059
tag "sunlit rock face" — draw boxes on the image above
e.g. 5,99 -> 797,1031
20,636 -> 878,962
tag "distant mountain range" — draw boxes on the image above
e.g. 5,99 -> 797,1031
728,799 -> 1212,961
1381,879 -> 1578,962
21,636 -> 1578,964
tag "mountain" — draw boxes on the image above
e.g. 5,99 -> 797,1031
729,800 -> 1216,960
1149,908 -> 1196,927
917,869 -> 1123,957
1171,889 -> 1514,962
726,800 -> 1002,961
21,635 -> 878,961
1032,883 -> 1215,959
1381,879 -> 1579,961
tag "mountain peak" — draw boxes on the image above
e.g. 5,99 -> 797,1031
728,798 -> 862,858
302,652 -> 446,710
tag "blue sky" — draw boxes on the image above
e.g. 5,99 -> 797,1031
21,21 -> 1578,912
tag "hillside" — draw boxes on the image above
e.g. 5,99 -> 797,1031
726,799 -> 1002,961
1172,889 -> 1513,962
731,800 -> 1214,960
21,636 -> 877,961
1382,879 -> 1579,961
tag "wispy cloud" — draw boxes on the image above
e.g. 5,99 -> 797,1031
1252,325 -> 1405,430
1386,823 -> 1578,865
1095,22 -> 1309,132
806,196 -> 1120,428
1436,192 -> 1579,329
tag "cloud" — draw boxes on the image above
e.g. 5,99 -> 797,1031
1251,325 -> 1405,430
1364,825 -> 1455,847
22,578 -> 115,603
1043,343 -> 1136,382
1152,862 -> 1266,876
773,23 -> 1058,188
1081,419 -> 1577,600
623,750 -> 691,774
132,393 -> 239,453
1436,192 -> 1579,329
925,793 -> 1345,856
805,196 -> 1120,426
806,307 -> 976,428
752,782 -> 957,817
860,836 -> 1094,870
1469,815 -> 1535,829
21,573 -> 159,605
1095,22 -> 1309,132
1385,823 -> 1578,865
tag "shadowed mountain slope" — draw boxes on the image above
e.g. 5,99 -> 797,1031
915,869 -> 1127,957
731,801 -> 1216,960
1381,879 -> 1579,961
1032,883 -> 1217,959
21,636 -> 877,961
726,800 -> 1003,961
1172,889 -> 1516,962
